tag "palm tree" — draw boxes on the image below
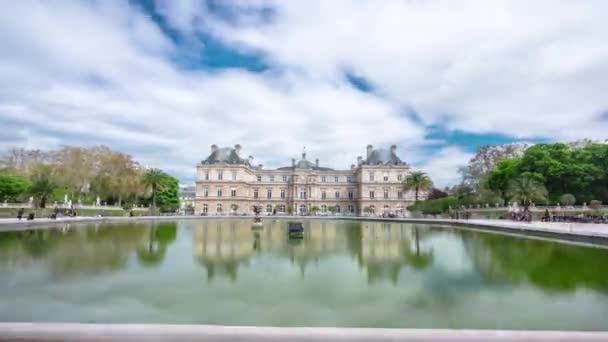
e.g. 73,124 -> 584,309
142,168 -> 166,209
508,175 -> 548,215
403,171 -> 433,202
28,165 -> 57,208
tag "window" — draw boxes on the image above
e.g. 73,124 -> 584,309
266,204 -> 272,213
334,176 -> 339,183
204,188 -> 209,197
300,191 -> 306,199
217,189 -> 222,197
205,173 -> 209,180
270,175 -> 275,182
203,204 -> 208,213
383,174 -> 389,182
348,191 -> 353,200
369,173 -> 375,181
384,189 -> 389,199
216,203 -> 222,213
397,191 -> 403,199
253,190 -> 259,199
321,176 -> 326,183
282,175 -> 288,182
280,189 -> 286,199
278,205 -> 285,213
335,205 -> 341,213
370,191 -> 375,199
321,205 -> 327,213
267,190 -> 272,199
346,176 -> 352,183
335,191 -> 340,199
218,171 -> 223,180
348,205 -> 354,213
321,191 -> 327,200
397,174 -> 402,182
257,175 -> 262,182
232,171 -> 237,181
294,176 -> 298,182
231,189 -> 236,197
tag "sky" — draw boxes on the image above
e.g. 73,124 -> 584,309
1,0 -> 607,187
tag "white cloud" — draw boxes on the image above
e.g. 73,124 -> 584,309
191,0 -> 608,139
419,147 -> 473,188
2,0 -> 607,186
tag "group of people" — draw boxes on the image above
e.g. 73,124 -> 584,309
541,209 -> 608,224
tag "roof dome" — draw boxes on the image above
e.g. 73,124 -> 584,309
202,144 -> 250,165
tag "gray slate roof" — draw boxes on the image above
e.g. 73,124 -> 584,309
365,148 -> 405,166
202,147 -> 250,165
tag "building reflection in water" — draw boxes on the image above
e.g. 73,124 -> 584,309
192,220 -> 433,284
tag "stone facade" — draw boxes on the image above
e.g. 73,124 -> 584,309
194,144 -> 426,216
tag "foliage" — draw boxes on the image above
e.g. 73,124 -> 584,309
0,174 -> 31,201
507,175 -> 548,208
403,171 -> 433,202
559,193 -> 576,206
409,196 -> 460,215
27,164 -> 58,208
142,168 -> 167,209
156,173 -> 179,213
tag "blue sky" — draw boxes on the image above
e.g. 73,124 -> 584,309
1,0 -> 607,187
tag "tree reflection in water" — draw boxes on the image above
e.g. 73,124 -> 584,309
136,223 -> 177,267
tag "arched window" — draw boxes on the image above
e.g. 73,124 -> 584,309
266,204 -> 272,213
299,204 -> 307,214
231,204 -> 238,213
321,205 -> 327,213
369,205 -> 376,214
203,204 -> 208,214
335,205 -> 341,213
216,203 -> 222,213
348,205 -> 354,213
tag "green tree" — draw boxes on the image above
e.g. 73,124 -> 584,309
142,168 -> 166,209
487,158 -> 521,202
403,171 -> 433,202
156,174 -> 179,213
28,165 -> 57,208
0,174 -> 31,201
508,175 -> 548,212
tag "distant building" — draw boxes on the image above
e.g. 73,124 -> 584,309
194,144 -> 427,216
179,185 -> 196,214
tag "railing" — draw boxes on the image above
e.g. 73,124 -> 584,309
0,202 -> 149,211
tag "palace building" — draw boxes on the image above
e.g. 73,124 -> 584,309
194,144 -> 426,216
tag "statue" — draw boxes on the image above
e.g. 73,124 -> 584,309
28,196 -> 34,206
96,196 -> 101,206
3,200 -> 7,207
64,194 -> 68,204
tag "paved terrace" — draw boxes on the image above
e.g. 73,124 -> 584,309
1,323 -> 607,341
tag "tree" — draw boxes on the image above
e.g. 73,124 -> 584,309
155,174 -> 179,213
28,165 -> 57,208
0,174 -> 31,201
488,158 -> 521,202
142,168 -> 166,209
508,175 -> 548,212
559,193 -> 576,206
403,171 -> 433,202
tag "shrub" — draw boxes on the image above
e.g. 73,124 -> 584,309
590,200 -> 602,210
559,193 -> 576,206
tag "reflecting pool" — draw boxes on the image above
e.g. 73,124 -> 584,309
1,219 -> 608,330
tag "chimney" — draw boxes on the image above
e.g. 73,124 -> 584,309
211,144 -> 218,153
357,156 -> 363,165
390,144 -> 397,155
234,144 -> 242,155
292,158 -> 296,167
366,144 -> 373,158
315,158 -> 319,167
248,155 -> 254,164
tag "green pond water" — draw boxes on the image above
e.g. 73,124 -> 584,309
1,219 -> 608,330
